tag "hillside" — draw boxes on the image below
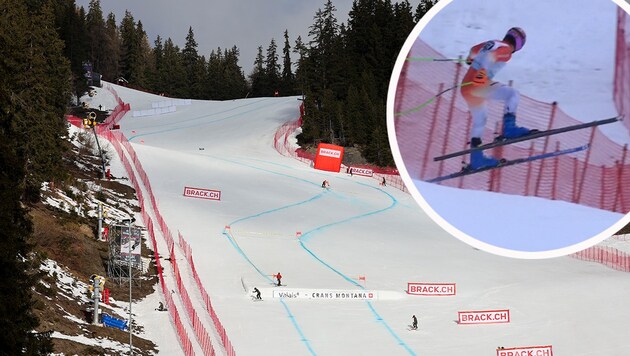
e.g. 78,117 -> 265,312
28,123 -> 160,355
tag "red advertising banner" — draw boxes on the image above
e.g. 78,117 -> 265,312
496,345 -> 553,356
313,143 -> 344,172
458,309 -> 510,324
183,186 -> 221,201
407,282 -> 456,296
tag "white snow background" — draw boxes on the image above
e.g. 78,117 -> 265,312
388,0 -> 630,258
69,1 -> 630,354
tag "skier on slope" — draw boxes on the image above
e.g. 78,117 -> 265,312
460,27 -> 536,169
412,315 -> 418,330
276,272 -> 282,286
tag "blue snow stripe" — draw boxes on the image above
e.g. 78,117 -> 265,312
299,182 -> 398,243
278,300 -> 317,356
229,192 -> 326,226
296,183 -> 417,355
209,155 -> 324,188
216,156 -> 411,354
221,229 -> 317,355
135,98 -> 269,130
222,230 -> 274,284
366,301 -> 417,355
128,98 -> 294,141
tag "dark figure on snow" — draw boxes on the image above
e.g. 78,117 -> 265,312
381,177 -> 386,186
412,315 -> 418,330
253,287 -> 261,300
276,272 -> 282,286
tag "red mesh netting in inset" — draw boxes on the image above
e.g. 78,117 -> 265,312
394,39 -> 629,213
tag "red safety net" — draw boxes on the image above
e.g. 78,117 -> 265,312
394,39 -> 630,213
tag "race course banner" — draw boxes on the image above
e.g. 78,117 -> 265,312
272,289 -> 377,300
458,309 -> 510,324
183,186 -> 221,201
407,282 -> 456,296
496,345 -> 553,356
349,167 -> 373,177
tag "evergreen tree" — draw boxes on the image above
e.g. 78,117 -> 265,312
85,0 -> 107,74
0,0 -> 68,353
100,13 -> 121,81
265,38 -> 281,96
149,35 -> 165,92
293,35 -> 308,96
51,0 -> 89,104
119,11 -> 149,86
280,30 -> 295,96
414,0 -> 438,22
182,27 -> 203,98
307,0 -> 339,92
222,46 -> 248,99
249,46 -> 266,97
160,38 -> 186,97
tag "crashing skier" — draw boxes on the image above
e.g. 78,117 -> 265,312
461,27 -> 535,169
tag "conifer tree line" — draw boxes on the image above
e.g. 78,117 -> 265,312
1,0 -> 70,353
55,0 -> 437,167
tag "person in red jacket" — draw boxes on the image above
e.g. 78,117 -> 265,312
275,272 -> 282,286
460,27 -> 534,169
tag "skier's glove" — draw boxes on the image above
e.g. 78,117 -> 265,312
473,69 -> 488,85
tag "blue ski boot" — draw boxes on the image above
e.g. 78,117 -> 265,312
502,112 -> 532,139
469,137 -> 499,170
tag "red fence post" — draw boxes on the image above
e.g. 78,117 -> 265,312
551,141 -> 561,200
422,83 -> 444,180
575,126 -> 597,204
534,102 -> 558,197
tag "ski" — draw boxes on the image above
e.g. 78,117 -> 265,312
433,115 -> 621,162
427,144 -> 589,183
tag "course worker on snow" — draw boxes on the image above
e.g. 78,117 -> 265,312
460,27 -> 534,169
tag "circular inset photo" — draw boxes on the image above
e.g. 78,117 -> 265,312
387,0 -> 630,258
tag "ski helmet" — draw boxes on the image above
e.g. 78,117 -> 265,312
503,27 -> 526,52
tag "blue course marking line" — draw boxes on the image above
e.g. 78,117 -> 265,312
208,156 -> 413,355
222,194 -> 323,356
296,181 -> 416,355
214,157 -> 326,355
128,98 -> 293,141
135,98 -> 269,130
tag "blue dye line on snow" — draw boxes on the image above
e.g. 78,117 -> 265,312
296,182 -> 416,355
213,157 -> 414,355
215,157 -> 326,355
222,193 -> 323,356
128,98 -> 292,141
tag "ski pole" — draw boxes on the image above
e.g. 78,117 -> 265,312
406,57 -> 467,63
394,81 -> 473,118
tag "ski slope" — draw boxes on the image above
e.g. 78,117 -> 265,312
87,82 -> 630,356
